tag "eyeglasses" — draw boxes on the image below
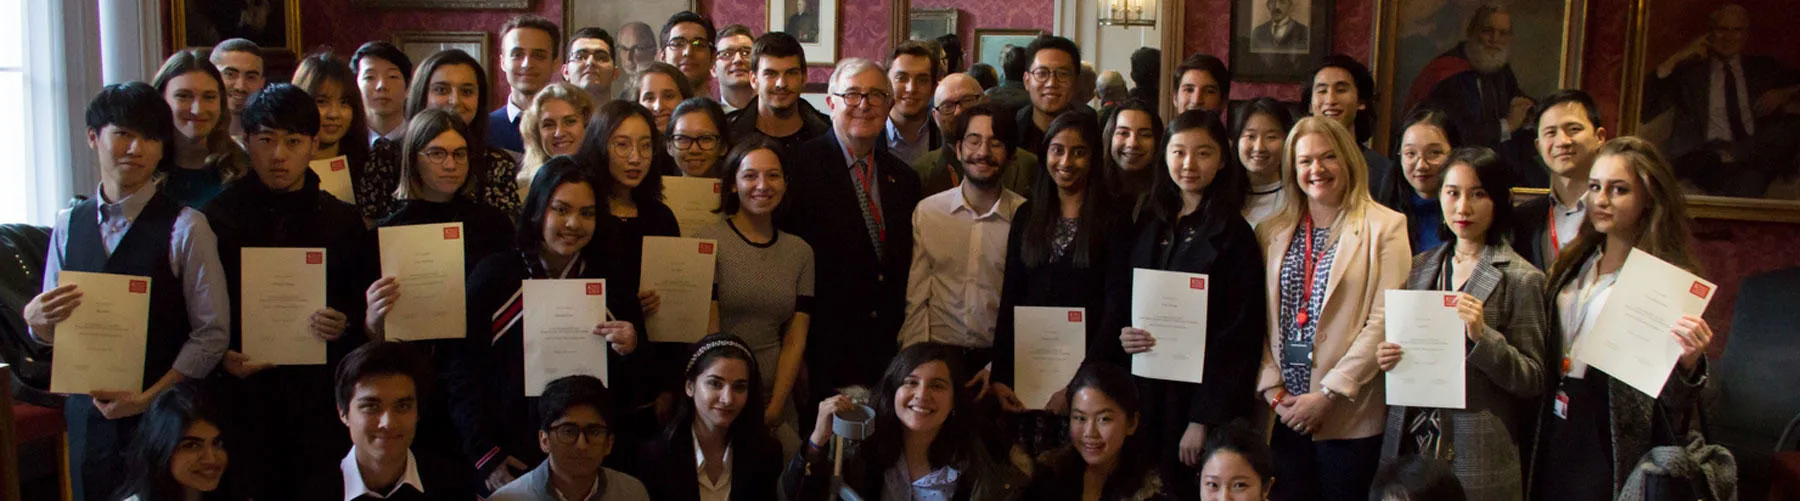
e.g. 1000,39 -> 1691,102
569,49 -> 613,64
619,44 -> 657,57
664,37 -> 712,54
1029,67 -> 1075,83
670,134 -> 722,151
960,134 -> 1007,151
832,90 -> 892,107
934,95 -> 984,115
717,47 -> 753,60
419,147 -> 469,165
549,423 -> 609,445
609,138 -> 655,158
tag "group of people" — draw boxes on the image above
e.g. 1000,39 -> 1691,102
14,6 -> 1726,501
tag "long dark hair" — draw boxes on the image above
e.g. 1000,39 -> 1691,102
715,135 -> 787,216
1021,109 -> 1111,269
665,333 -> 776,479
1046,362 -> 1159,499
1546,137 -> 1700,286
1100,98 -> 1163,201
405,49 -> 490,151
293,51 -> 371,172
1368,455 -> 1468,501
1200,421 -> 1275,489
394,108 -> 474,200
515,155 -> 602,256
1380,107 -> 1461,207
1145,109 -> 1247,226
580,100 -> 667,208
1436,147 -> 1516,247
115,383 -> 228,501
1231,97 -> 1296,190
670,97 -> 733,177
863,343 -> 979,476
151,49 -> 242,181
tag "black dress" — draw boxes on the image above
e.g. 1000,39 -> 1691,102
593,201 -> 682,432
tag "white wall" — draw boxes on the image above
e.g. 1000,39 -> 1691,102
1054,0 -> 1163,85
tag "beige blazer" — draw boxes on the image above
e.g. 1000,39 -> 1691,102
1255,204 -> 1412,440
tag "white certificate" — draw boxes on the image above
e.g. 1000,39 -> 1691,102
641,236 -> 718,343
1129,268 -> 1210,383
240,247 -> 328,365
523,279 -> 611,395
378,222 -> 467,341
309,155 -> 356,204
1572,248 -> 1717,398
663,176 -> 723,236
49,271 -> 151,394
1383,290 -> 1467,409
1012,306 -> 1087,410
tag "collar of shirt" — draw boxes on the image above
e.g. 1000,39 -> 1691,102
692,434 -> 734,495
883,457 -> 962,501
339,448 -> 424,501
1548,185 -> 1586,215
544,465 -> 602,501
1712,55 -> 1744,71
841,139 -> 875,170
93,184 -> 156,227
948,185 -> 1024,221
887,117 -> 929,145
507,101 -> 526,123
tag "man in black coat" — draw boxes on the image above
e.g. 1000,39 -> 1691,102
779,57 -> 922,419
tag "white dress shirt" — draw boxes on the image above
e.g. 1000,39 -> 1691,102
339,448 -> 425,501
1547,186 -> 1587,259
368,121 -> 407,147
1707,56 -> 1757,143
693,434 -> 733,501
899,185 -> 1025,348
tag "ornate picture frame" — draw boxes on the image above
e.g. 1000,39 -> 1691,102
352,0 -> 529,9
973,29 -> 1043,68
171,0 -> 303,56
1229,0 -> 1333,82
768,0 -> 840,65
392,31 -> 492,74
908,8 -> 959,42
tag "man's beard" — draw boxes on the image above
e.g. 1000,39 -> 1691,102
1468,42 -> 1509,74
769,100 -> 797,119
962,156 -> 1004,188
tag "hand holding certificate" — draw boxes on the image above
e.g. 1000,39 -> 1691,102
309,155 -> 356,204
524,279 -> 611,396
641,236 -> 718,343
50,271 -> 151,394
1571,248 -> 1716,398
241,248 -> 328,365
378,223 -> 466,341
663,176 -> 723,236
1012,307 -> 1086,410
1383,290 -> 1466,409
1129,268 -> 1209,383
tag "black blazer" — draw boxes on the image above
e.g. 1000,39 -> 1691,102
1510,195 -> 1555,270
632,424 -> 782,501
296,451 -> 478,501
777,131 -> 922,389
1643,55 -> 1799,159
991,199 -> 1120,388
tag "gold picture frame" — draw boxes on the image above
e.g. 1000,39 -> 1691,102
171,0 -> 304,56
392,31 -> 493,73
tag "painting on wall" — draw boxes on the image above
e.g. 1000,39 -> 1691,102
769,0 -> 840,64
909,8 -> 959,42
393,31 -> 491,74
352,0 -> 529,9
974,29 -> 1043,68
1230,0 -> 1331,82
1620,1 -> 1800,212
172,0 -> 302,53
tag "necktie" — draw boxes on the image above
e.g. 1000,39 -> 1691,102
849,158 -> 884,261
1723,62 -> 1750,142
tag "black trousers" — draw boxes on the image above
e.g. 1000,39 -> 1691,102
1269,420 -> 1383,501
66,395 -> 136,501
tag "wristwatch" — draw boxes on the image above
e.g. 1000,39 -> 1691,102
1322,386 -> 1344,402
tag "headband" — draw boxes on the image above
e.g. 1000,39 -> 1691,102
685,339 -> 754,374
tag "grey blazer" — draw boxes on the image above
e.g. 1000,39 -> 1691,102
1380,243 -> 1548,501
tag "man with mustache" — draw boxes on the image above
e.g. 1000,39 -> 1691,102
884,41 -> 942,164
1251,0 -> 1309,53
561,27 -> 622,103
490,15 -> 562,154
911,74 -> 1038,196
210,38 -> 264,145
1405,4 -> 1534,149
780,57 -> 923,415
723,32 -> 830,151
1016,35 -> 1083,159
899,102 -> 1025,386
712,24 -> 757,112
658,12 -> 716,101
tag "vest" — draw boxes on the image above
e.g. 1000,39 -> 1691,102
64,193 -> 193,388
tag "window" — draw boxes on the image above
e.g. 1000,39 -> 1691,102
0,0 -> 78,226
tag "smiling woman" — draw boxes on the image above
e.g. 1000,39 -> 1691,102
115,383 -> 230,501
151,49 -> 245,208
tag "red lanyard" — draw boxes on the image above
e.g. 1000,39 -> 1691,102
1296,213 -> 1319,327
1546,210 -> 1562,257
850,149 -> 886,242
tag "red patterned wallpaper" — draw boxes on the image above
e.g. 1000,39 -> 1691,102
1693,220 -> 1800,357
909,0 -> 1055,70
699,0 -> 902,84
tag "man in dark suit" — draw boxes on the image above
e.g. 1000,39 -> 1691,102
1512,89 -> 1608,270
304,342 -> 476,500
780,57 -> 922,415
1250,0 -> 1309,53
1643,3 -> 1800,197
489,15 -> 562,155
723,32 -> 831,152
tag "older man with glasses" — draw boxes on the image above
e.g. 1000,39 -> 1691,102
910,73 -> 1038,195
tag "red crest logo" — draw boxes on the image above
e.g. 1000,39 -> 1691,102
1444,295 -> 1459,307
443,226 -> 461,240
128,280 -> 148,294
1190,277 -> 1207,290
306,251 -> 323,265
586,283 -> 604,295
1689,282 -> 1712,299
699,242 -> 715,254
1067,311 -> 1083,323
330,159 -> 347,172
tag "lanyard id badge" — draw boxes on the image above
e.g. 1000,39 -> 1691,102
1284,340 -> 1312,369
1553,389 -> 1570,420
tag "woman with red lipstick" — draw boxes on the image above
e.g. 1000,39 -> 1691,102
115,383 -> 236,501
633,334 -> 782,501
1526,137 -> 1712,501
1111,109 -> 1266,501
152,49 -> 245,208
1022,362 -> 1170,501
517,83 -> 598,201
1374,147 -> 1547,501
292,52 -> 373,210
1376,108 -> 1462,254
451,157 -> 642,492
785,342 -> 1027,501
1254,117 -> 1410,500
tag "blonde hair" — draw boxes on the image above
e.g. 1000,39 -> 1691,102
1259,116 -> 1376,242
520,83 -> 599,175
1546,136 -> 1700,284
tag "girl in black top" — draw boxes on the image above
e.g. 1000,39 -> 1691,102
113,383 -> 235,501
291,52 -> 374,217
450,157 -> 644,491
1112,110 -> 1267,501
633,334 -> 783,501
1023,362 -> 1169,501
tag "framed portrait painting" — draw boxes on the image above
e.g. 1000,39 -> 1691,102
1230,0 -> 1331,82
974,29 -> 1043,68
352,0 -> 528,8
171,0 -> 302,55
1618,1 -> 1800,218
393,32 -> 492,75
769,0 -> 839,64
909,8 -> 959,42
